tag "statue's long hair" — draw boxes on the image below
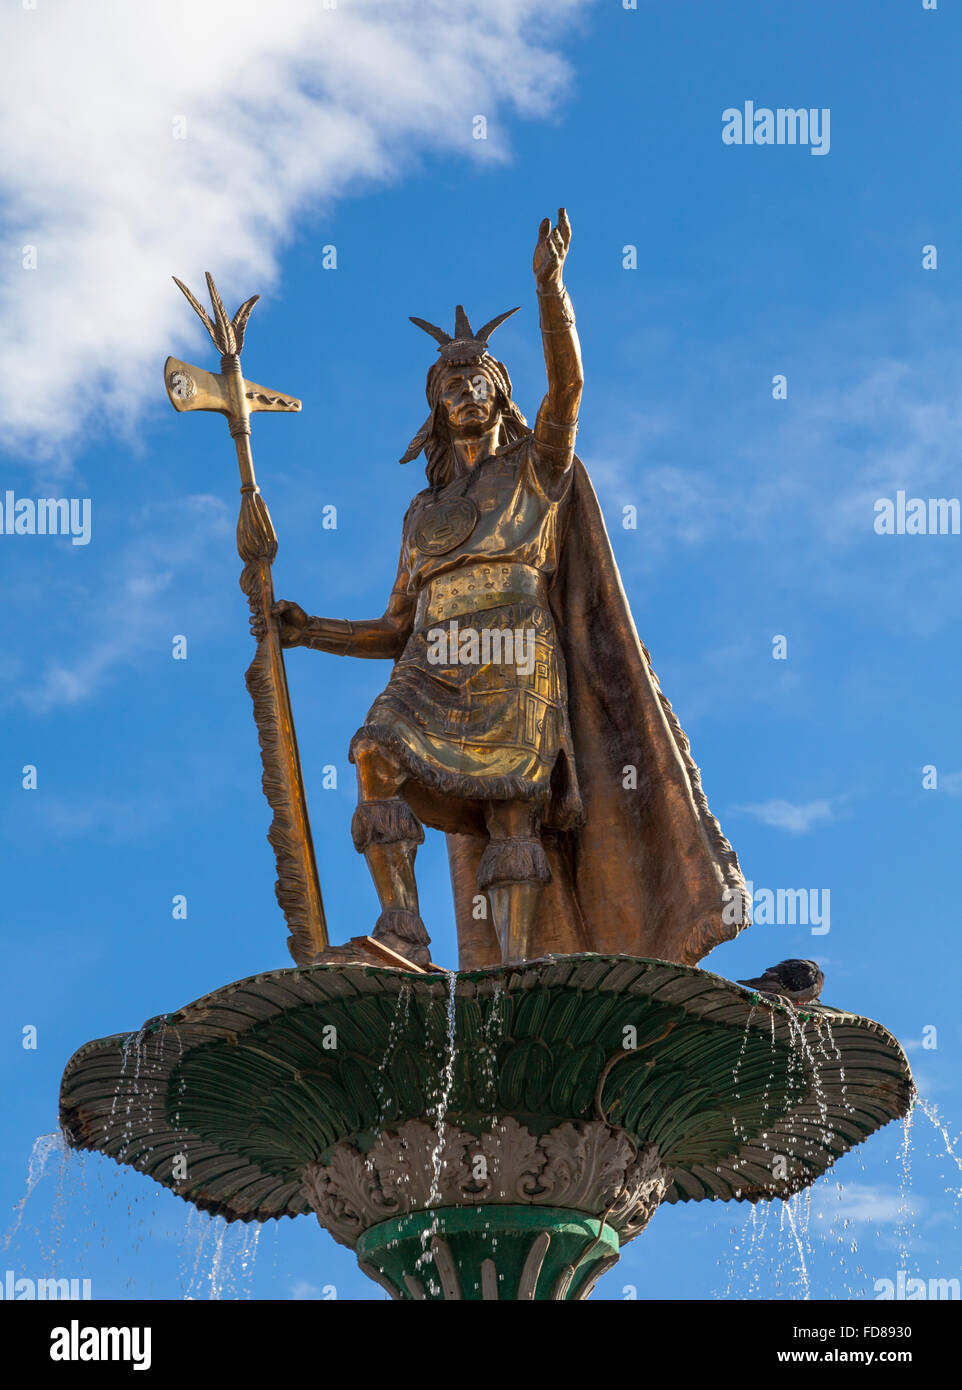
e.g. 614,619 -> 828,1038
400,355 -> 530,490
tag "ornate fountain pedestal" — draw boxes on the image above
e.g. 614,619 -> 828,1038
59,954 -> 913,1301
301,1117 -> 668,1299
356,1206 -> 620,1301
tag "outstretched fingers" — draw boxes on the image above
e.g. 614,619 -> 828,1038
534,210 -> 571,284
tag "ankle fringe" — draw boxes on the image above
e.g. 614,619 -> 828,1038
478,836 -> 551,891
351,798 -> 425,853
374,907 -> 429,945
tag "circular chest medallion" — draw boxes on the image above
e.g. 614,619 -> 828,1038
414,496 -> 480,556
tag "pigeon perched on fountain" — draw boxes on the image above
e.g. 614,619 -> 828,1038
737,959 -> 825,1005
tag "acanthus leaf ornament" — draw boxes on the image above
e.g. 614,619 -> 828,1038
301,1117 -> 668,1250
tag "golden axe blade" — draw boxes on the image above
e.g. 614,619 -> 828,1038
163,317 -> 328,965
163,356 -> 302,418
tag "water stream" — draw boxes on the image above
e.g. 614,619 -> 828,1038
413,969 -> 458,1284
717,1001 -> 961,1300
4,1131 -> 67,1251
9,982 -> 962,1300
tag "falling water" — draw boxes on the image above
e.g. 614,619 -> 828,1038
720,1001 -> 870,1299
179,1211 -> 263,1300
718,1005 -> 962,1300
782,1193 -> 811,1300
106,1030 -> 143,1138
208,1219 -> 229,1299
427,970 -> 458,1208
724,1005 -> 765,1200
814,1016 -> 854,1123
373,981 -> 412,1130
746,1201 -> 773,1298
237,1223 -> 262,1298
721,1193 -> 764,1299
415,970 -> 458,1277
729,1004 -> 756,1143
482,980 -> 504,1114
4,1131 -> 67,1250
182,1207 -> 208,1298
895,1103 -> 916,1267
6,1033 -> 268,1300
913,1093 -> 962,1196
785,1007 -> 833,1149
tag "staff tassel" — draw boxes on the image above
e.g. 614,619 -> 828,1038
164,273 -> 328,964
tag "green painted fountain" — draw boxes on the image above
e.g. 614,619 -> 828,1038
59,953 -> 912,1300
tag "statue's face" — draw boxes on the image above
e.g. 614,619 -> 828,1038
439,365 -> 500,438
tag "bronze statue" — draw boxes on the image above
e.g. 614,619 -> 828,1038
272,211 -> 749,970
69,255 -> 900,1305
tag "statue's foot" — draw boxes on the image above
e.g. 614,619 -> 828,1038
372,907 -> 431,969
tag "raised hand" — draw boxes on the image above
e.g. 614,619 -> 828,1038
533,208 -> 572,292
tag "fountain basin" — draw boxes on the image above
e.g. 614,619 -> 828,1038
59,954 -> 913,1298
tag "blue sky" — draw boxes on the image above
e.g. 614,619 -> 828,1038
2,0 -> 961,1300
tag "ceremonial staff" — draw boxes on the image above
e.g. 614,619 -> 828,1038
164,274 -> 328,964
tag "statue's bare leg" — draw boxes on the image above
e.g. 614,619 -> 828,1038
479,801 -> 551,964
351,737 -> 430,966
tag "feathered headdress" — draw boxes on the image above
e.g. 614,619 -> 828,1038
400,305 -> 527,473
408,303 -> 519,365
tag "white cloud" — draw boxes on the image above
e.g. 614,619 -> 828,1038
289,1280 -> 324,1300
6,493 -> 231,713
17,792 -> 175,844
734,798 -> 836,834
812,1182 -> 919,1228
591,302 -> 962,638
0,0 -> 583,455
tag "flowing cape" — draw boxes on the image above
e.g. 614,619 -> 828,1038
448,458 -> 750,970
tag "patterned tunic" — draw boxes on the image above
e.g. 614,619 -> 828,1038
352,437 -> 582,827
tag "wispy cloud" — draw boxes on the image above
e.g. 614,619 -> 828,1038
5,494 -> 231,713
289,1280 -> 327,1301
812,1182 -> 919,1228
591,299 -> 962,639
0,0 -> 583,456
734,797 -> 836,834
4,791 -> 175,847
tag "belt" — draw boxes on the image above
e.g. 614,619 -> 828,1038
414,562 -> 549,630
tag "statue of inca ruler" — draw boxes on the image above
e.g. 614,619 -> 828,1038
274,211 -> 748,970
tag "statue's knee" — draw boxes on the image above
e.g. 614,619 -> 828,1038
484,799 -> 540,841
353,737 -> 404,800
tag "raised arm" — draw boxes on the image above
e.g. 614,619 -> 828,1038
272,531 -> 415,659
532,208 -> 584,476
